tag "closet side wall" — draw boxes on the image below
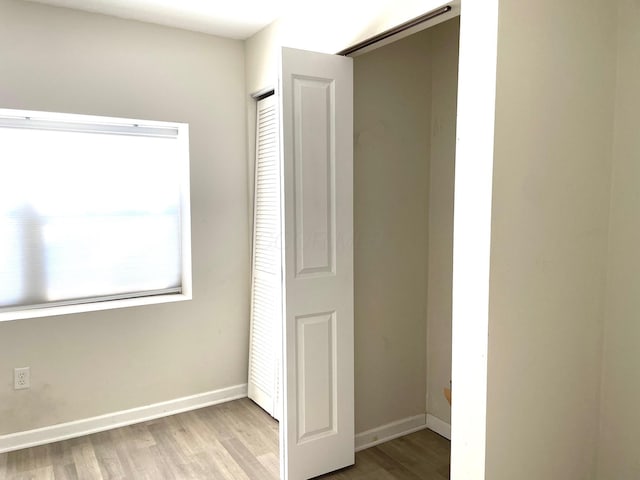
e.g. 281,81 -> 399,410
353,29 -> 433,433
426,18 -> 459,427
597,2 -> 640,478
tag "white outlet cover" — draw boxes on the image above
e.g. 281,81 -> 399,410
14,367 -> 30,390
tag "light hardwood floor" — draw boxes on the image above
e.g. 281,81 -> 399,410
0,398 -> 450,479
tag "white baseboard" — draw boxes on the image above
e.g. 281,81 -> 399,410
355,414 -> 427,452
0,384 -> 247,454
2,390 -> 452,455
426,414 -> 451,440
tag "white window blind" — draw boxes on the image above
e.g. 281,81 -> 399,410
0,109 -> 191,320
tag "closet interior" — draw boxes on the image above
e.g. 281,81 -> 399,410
351,16 -> 459,438
247,13 -> 460,459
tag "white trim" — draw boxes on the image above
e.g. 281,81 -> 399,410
354,414 -> 427,452
451,1 -> 499,478
426,414 -> 452,440
0,384 -> 247,454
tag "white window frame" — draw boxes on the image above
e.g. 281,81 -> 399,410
0,108 -> 192,322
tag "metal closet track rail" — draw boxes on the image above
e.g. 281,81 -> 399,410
337,5 -> 453,56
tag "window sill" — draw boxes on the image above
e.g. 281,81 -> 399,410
0,292 -> 192,322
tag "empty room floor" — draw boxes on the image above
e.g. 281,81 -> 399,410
0,398 -> 450,479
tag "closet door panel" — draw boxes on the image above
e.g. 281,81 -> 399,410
280,47 -> 354,480
248,94 -> 281,419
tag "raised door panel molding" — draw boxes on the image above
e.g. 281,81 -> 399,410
295,311 -> 337,443
293,77 -> 337,278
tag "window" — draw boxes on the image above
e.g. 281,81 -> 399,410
0,109 -> 192,321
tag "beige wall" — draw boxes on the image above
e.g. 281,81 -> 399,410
486,0 -> 617,478
244,22 -> 281,232
353,29 -> 432,433
245,21 -> 281,97
0,0 -> 250,434
426,18 -> 458,426
597,1 -> 640,478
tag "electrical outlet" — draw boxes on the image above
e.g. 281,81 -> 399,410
14,367 -> 30,390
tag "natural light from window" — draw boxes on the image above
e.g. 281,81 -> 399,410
0,109 -> 191,320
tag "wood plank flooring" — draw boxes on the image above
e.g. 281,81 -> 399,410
0,398 -> 450,479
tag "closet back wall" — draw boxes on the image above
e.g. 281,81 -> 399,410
354,18 -> 458,433
0,0 -> 249,435
354,29 -> 431,433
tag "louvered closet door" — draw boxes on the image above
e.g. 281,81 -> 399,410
248,94 -> 282,420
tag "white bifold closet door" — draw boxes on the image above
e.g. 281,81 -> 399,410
248,47 -> 354,480
248,93 -> 282,420
279,47 -> 354,480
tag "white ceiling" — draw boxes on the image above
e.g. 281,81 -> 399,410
24,0 -> 291,39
